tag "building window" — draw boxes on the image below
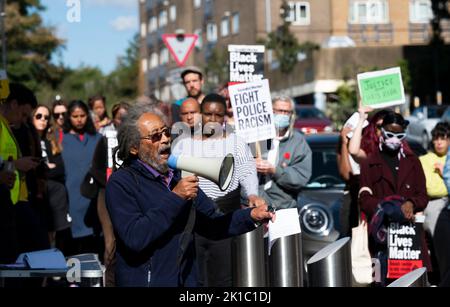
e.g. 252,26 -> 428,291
148,16 -> 158,33
194,0 -> 201,9
159,10 -> 168,28
160,48 -> 169,65
232,13 -> 240,34
206,22 -> 217,42
409,0 -> 433,23
349,0 -> 389,24
140,22 -> 147,38
221,17 -> 230,37
169,5 -> 177,22
194,29 -> 203,49
286,2 -> 311,26
150,52 -> 159,68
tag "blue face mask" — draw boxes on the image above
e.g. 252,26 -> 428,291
274,114 -> 290,129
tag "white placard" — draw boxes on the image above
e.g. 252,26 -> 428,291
229,79 -> 276,144
268,208 -> 301,256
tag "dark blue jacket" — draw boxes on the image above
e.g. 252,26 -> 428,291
105,159 -> 256,287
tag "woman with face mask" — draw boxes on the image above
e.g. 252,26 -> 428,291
359,111 -> 430,286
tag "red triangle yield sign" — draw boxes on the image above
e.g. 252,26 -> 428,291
162,34 -> 198,67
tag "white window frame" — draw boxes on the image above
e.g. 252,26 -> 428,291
286,2 -> 311,26
169,5 -> 177,22
409,0 -> 433,23
149,52 -> 159,69
206,22 -> 217,42
232,13 -> 240,34
194,0 -> 202,9
148,16 -> 158,33
221,17 -> 230,37
349,0 -> 389,24
159,10 -> 168,28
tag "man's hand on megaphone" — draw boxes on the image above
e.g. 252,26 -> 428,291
248,195 -> 266,208
250,205 -> 276,224
173,175 -> 199,201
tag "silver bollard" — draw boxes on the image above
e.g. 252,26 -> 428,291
232,226 -> 266,287
387,268 -> 428,287
306,237 -> 352,287
269,233 -> 303,287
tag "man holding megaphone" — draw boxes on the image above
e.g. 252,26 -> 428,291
173,93 -> 265,287
105,104 -> 274,287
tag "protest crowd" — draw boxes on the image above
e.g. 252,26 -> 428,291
0,64 -> 449,288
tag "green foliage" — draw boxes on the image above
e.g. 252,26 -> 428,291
4,0 -> 64,91
265,0 -> 319,75
38,33 -> 140,109
327,82 -> 358,129
398,59 -> 411,94
204,48 -> 229,90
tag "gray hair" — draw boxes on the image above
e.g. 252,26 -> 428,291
116,102 -> 167,165
272,95 -> 297,129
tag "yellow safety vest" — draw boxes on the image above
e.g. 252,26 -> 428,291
0,113 -> 28,204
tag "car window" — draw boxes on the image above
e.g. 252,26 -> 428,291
308,144 -> 344,187
427,107 -> 445,119
296,107 -> 326,119
412,107 -> 424,117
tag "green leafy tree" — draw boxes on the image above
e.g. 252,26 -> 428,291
204,48 -> 229,90
265,0 -> 319,75
106,33 -> 139,99
4,0 -> 64,91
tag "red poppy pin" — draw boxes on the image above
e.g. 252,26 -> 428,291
284,152 -> 291,160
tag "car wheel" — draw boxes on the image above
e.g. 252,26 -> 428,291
422,132 -> 429,149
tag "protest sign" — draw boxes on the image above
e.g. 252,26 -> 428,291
229,45 -> 265,83
357,67 -> 405,109
387,222 -> 424,279
229,79 -> 276,144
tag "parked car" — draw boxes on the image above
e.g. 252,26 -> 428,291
406,105 -> 446,149
294,105 -> 334,134
298,133 -> 427,262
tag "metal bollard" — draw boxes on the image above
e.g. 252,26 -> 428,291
387,268 -> 428,287
268,233 -> 303,287
232,226 -> 266,287
306,237 -> 352,287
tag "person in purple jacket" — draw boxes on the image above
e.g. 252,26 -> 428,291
105,104 -> 274,287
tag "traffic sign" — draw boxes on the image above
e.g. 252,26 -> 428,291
162,34 -> 198,67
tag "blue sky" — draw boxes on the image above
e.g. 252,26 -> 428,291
41,0 -> 138,74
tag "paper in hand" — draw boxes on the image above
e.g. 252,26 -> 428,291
344,112 -> 369,138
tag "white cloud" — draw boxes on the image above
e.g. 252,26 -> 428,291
110,15 -> 137,31
85,0 -> 136,9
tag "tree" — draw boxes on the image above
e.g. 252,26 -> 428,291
204,48 -> 228,90
106,33 -> 139,99
4,0 -> 64,91
265,0 -> 319,75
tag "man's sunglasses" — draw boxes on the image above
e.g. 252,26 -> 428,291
141,127 -> 171,143
35,113 -> 50,121
53,112 -> 66,119
382,128 -> 406,141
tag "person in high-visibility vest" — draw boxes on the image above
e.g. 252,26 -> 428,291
1,82 -> 50,258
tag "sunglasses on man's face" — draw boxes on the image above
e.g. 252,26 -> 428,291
141,127 -> 171,143
35,113 -> 50,121
382,128 -> 406,140
53,112 -> 66,119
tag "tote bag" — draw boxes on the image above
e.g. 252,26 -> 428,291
351,219 -> 373,286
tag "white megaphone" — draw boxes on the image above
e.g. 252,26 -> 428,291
168,154 -> 234,191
